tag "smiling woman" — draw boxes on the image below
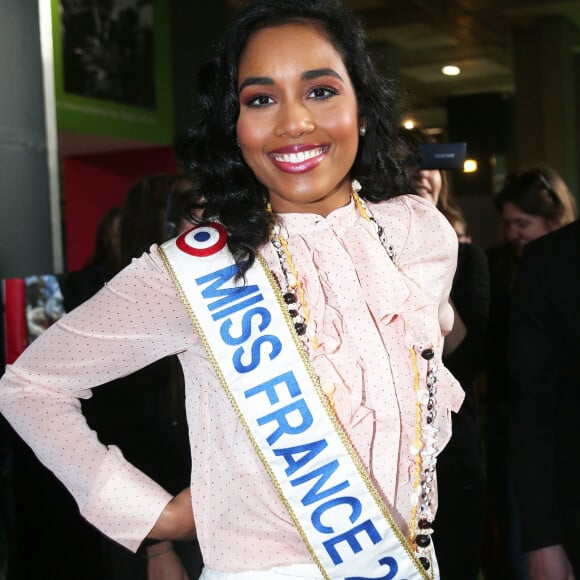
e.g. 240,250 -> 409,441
0,1 -> 464,579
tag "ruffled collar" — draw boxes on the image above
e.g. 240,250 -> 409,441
275,197 -> 358,235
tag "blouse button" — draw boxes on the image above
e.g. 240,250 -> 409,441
419,557 -> 431,570
421,348 -> 434,360
294,323 -> 306,335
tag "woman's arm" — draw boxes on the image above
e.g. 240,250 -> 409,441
442,299 -> 467,357
0,250 -> 195,551
148,488 -> 196,541
146,541 -> 190,580
526,545 -> 575,580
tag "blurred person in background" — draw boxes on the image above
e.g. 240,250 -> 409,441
61,204 -> 122,307
448,212 -> 472,244
483,165 -> 577,580
509,218 -> 580,580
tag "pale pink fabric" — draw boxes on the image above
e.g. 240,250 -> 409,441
0,194 -> 463,572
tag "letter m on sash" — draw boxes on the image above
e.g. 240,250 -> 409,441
196,262 -> 263,320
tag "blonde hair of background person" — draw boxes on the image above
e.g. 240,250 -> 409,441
527,164 -> 577,223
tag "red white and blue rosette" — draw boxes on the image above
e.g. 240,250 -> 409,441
176,222 -> 228,257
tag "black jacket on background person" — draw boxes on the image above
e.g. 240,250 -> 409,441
509,219 -> 580,575
433,241 -> 489,580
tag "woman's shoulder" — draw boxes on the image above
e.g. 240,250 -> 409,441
106,243 -> 177,299
370,193 -> 457,250
372,193 -> 449,224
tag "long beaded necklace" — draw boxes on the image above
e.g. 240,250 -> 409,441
268,180 -> 438,573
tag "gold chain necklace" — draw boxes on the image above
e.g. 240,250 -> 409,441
268,181 -> 437,573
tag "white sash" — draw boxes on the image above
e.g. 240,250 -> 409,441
159,223 -> 433,580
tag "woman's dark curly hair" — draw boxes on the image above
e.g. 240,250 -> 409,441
178,0 -> 407,274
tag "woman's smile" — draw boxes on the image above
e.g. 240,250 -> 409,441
268,144 -> 330,173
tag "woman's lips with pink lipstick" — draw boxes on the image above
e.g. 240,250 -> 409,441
268,144 -> 329,173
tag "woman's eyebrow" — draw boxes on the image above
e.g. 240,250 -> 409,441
302,68 -> 344,82
238,76 -> 273,93
238,68 -> 344,93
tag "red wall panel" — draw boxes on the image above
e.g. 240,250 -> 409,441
63,147 -> 175,271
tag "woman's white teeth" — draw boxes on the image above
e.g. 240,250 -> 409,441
275,148 -> 323,163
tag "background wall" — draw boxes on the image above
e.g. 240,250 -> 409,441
0,1 -> 227,281
0,1 -> 578,280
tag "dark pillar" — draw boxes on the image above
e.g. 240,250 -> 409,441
512,15 -> 578,198
169,0 -> 228,146
446,92 -> 516,248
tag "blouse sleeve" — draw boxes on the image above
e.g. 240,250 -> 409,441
382,194 -> 459,345
371,194 -> 464,445
0,248 -> 195,551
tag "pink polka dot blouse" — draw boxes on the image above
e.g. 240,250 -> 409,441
0,194 -> 464,572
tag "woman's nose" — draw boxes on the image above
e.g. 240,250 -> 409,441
276,100 -> 315,138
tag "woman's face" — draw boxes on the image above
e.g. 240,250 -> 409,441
408,166 -> 442,206
236,23 -> 360,216
501,201 -> 552,255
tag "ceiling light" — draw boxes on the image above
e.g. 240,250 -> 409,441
442,65 -> 461,76
402,119 -> 415,129
463,159 -> 478,173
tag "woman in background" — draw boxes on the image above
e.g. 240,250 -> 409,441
399,127 -> 489,580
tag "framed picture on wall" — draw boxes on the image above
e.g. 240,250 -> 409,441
51,0 -> 173,143
2,275 -> 66,365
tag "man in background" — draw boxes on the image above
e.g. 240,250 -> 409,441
509,219 -> 580,580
